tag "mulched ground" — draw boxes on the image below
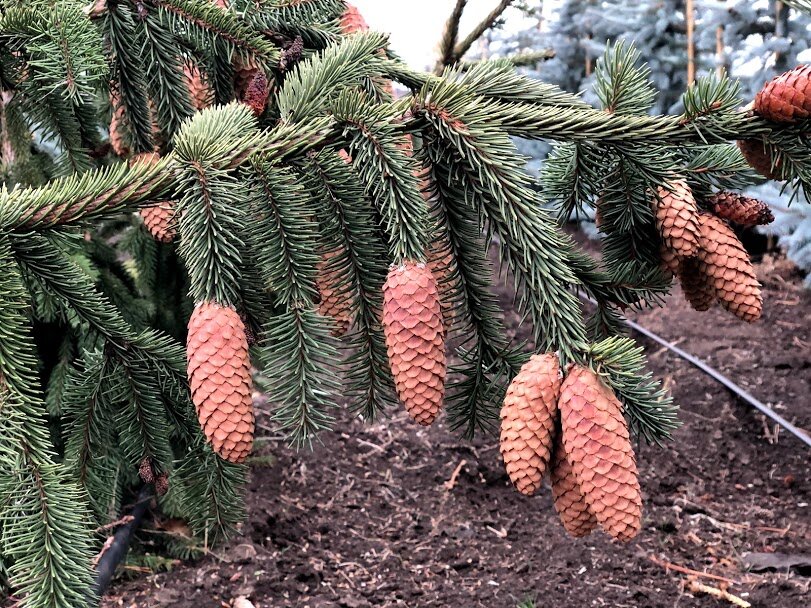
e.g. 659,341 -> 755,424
102,249 -> 810,608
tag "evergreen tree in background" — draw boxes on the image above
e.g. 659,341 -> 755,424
0,1 -> 810,606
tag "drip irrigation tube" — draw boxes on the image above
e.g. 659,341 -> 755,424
91,487 -> 153,600
620,313 -> 811,449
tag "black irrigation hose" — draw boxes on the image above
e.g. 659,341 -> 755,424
607,305 -> 811,449
91,487 -> 153,600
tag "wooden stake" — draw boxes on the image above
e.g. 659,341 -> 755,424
716,25 -> 725,76
686,0 -> 696,85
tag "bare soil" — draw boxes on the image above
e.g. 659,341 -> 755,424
102,250 -> 810,608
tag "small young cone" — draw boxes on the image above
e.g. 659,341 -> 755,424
382,262 -> 446,426
316,252 -> 353,337
708,191 -> 774,227
140,202 -> 178,243
754,64 -> 811,123
697,213 -> 762,323
184,63 -> 213,111
654,179 -> 700,259
678,259 -> 714,312
738,139 -> 781,180
340,3 -> 369,34
499,353 -> 561,496
243,70 -> 270,117
187,302 -> 255,463
559,366 -> 642,542
550,435 -> 598,538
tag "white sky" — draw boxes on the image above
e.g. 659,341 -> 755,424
351,1 -> 527,70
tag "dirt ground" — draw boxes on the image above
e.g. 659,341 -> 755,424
102,248 -> 811,608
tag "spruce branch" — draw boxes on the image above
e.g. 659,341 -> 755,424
0,236 -> 95,608
147,0 -> 281,66
302,149 -> 397,419
413,81 -> 589,361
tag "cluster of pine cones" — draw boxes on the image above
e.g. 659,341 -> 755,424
500,355 -> 642,541
654,179 -> 770,322
658,64 -> 811,321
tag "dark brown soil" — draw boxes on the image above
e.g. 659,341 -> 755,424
102,250 -> 811,608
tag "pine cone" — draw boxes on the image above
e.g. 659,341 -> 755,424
243,70 -> 270,117
559,366 -> 642,542
187,302 -> 255,463
109,93 -> 129,157
140,202 -> 178,243
499,353 -> 561,496
316,252 -> 353,337
550,435 -> 598,538
184,63 -> 213,111
234,57 -> 258,100
697,213 -> 762,323
138,456 -> 155,484
708,191 -> 774,227
754,64 -> 811,123
678,259 -> 714,312
654,179 -> 700,259
382,262 -> 446,426
154,473 -> 169,497
660,243 -> 680,278
340,3 -> 369,34
738,139 -> 782,180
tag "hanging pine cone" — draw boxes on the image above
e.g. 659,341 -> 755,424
654,179 -> 700,259
234,58 -> 258,100
697,213 -> 762,323
708,191 -> 774,227
138,456 -> 155,484
154,473 -> 169,497
129,153 -> 178,243
559,366 -> 642,542
550,435 -> 598,538
754,64 -> 811,123
659,243 -> 680,278
316,252 -> 353,337
187,302 -> 255,463
678,259 -> 715,312
140,202 -> 178,243
738,139 -> 782,180
499,353 -> 561,496
109,93 -> 129,157
243,70 -> 270,117
340,3 -> 369,34
184,63 -> 213,111
382,261 -> 446,426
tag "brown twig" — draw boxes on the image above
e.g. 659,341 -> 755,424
648,554 -> 741,585
444,459 -> 467,491
452,1 -> 517,64
686,580 -> 751,608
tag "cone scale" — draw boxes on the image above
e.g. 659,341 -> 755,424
382,261 -> 446,426
187,302 -> 255,463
